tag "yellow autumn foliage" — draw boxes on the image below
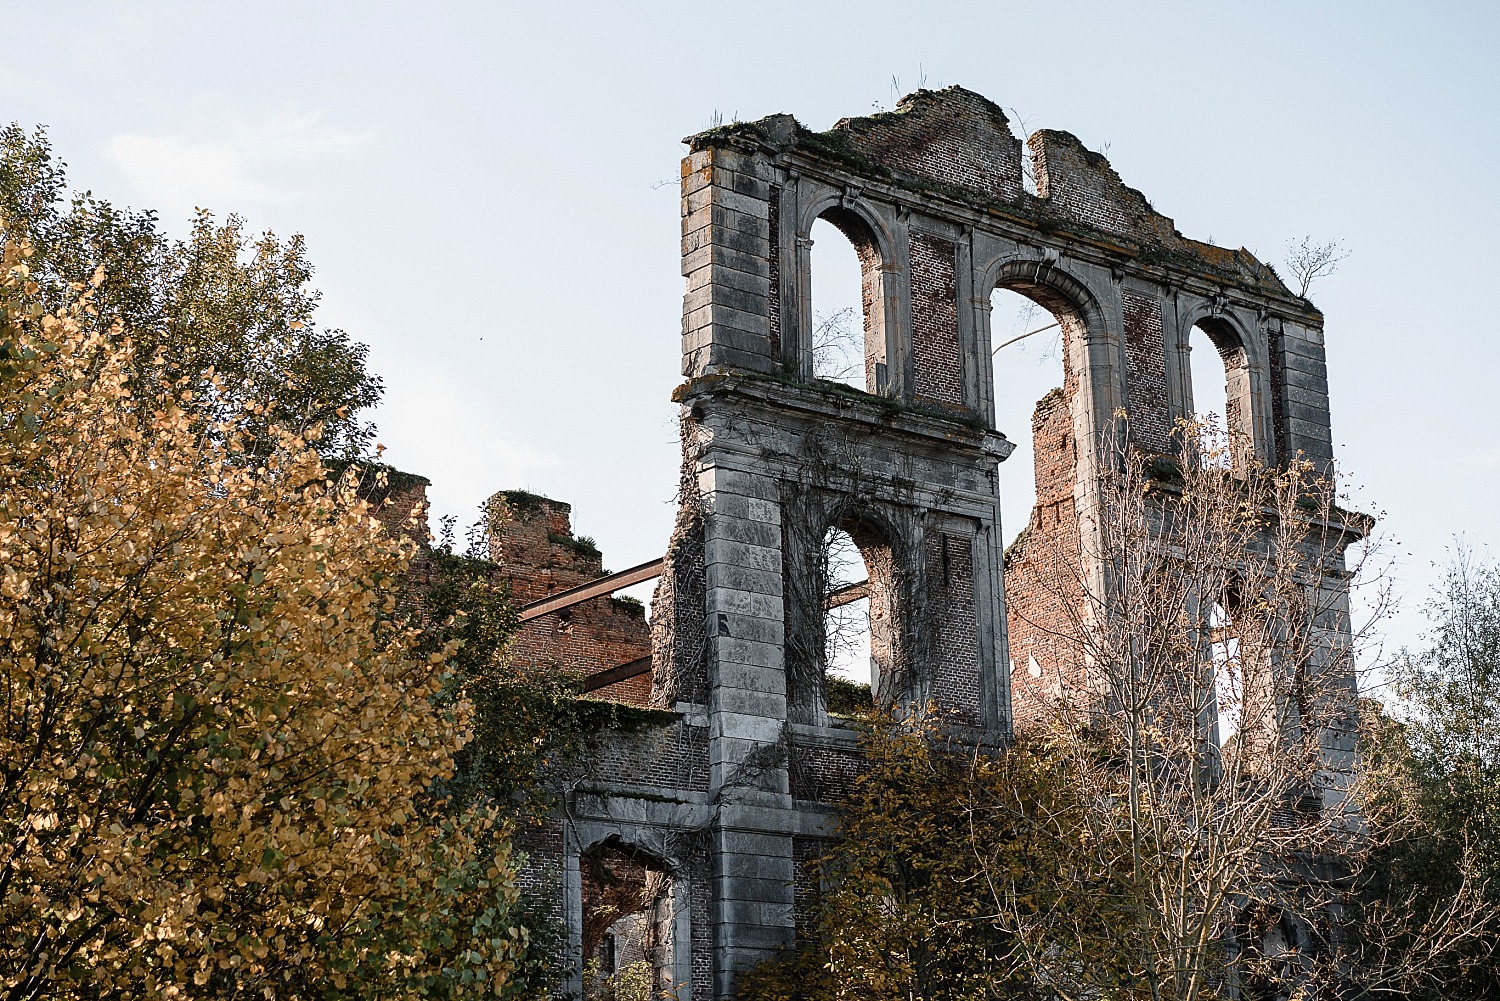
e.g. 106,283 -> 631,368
0,231 -> 528,997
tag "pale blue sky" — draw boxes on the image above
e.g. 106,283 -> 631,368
5,1 -> 1497,663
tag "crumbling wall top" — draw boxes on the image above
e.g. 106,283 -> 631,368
687,86 -> 1302,307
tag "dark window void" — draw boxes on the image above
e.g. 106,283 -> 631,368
580,841 -> 674,1000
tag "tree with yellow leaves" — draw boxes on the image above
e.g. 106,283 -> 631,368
0,227 -> 529,998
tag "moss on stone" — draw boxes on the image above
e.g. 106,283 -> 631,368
549,532 -> 601,559
610,594 -> 646,618
498,488 -> 551,513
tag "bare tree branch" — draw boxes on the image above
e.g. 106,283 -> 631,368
1284,236 -> 1351,298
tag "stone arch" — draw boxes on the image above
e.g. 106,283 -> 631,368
983,256 -> 1108,333
1237,902 -> 1325,1001
976,255 -> 1114,430
784,490 -> 915,726
574,832 -> 690,1001
793,189 -> 898,267
1173,303 -> 1266,461
792,189 -> 900,392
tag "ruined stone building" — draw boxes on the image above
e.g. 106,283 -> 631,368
407,88 -> 1357,998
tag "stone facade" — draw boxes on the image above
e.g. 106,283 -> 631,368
474,87 -> 1353,999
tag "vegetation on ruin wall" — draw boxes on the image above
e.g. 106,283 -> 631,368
548,531 -> 601,559
411,517 -> 640,815
326,459 -> 432,507
609,594 -> 646,619
740,717 -> 1089,1001
0,238 -> 534,997
696,109 -> 1300,304
496,488 -> 549,513
746,427 -> 1500,1001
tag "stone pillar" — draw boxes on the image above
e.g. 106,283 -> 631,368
698,455 -> 797,994
682,145 -> 777,379
1272,318 -> 1335,475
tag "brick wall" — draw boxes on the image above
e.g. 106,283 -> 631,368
929,532 -> 982,726
859,237 -> 882,390
651,426 -> 710,707
514,817 -> 564,903
490,491 -> 654,705
789,738 -> 866,803
909,232 -> 964,407
834,87 -> 1024,203
1003,388 -> 1088,728
345,463 -> 431,543
679,832 -> 712,1001
588,718 -> 711,794
1269,323 -> 1287,464
792,836 -> 825,939
1122,290 -> 1170,452
1029,129 -> 1177,245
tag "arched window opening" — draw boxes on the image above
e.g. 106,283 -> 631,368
992,279 -> 1089,727
580,841 -> 677,1000
990,287 -> 1067,550
818,517 -> 897,716
1188,323 -> 1232,461
1208,601 -> 1242,748
822,526 -> 872,712
1239,904 -> 1322,1001
808,213 -> 881,392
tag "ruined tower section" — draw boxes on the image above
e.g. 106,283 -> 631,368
488,491 -> 655,704
555,88 -> 1356,999
659,92 -> 1032,995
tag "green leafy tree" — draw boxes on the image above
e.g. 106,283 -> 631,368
1356,547 -> 1500,999
0,123 -> 381,460
1398,548 -> 1500,884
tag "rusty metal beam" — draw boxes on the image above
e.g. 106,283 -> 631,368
517,558 -> 665,622
576,577 -> 872,695
583,656 -> 653,692
826,579 -> 870,609
519,557 -> 872,624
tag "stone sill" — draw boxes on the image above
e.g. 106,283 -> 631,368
676,371 -> 1015,461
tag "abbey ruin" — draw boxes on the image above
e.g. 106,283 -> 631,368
397,88 -> 1357,999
